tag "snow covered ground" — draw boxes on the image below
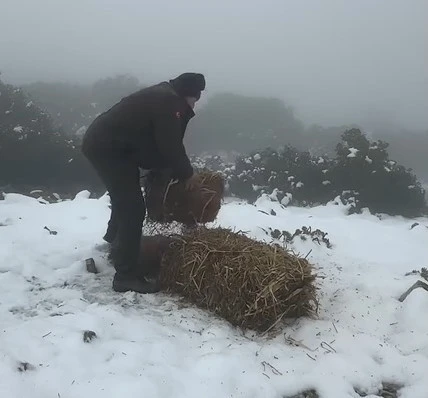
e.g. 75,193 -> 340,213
1,191 -> 427,398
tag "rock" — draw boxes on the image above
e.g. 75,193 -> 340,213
85,258 -> 98,274
83,330 -> 97,343
17,361 -> 36,372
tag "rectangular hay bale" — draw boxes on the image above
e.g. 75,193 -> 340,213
156,227 -> 318,333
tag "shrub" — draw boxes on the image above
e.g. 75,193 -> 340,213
0,78 -> 102,194
331,129 -> 426,217
214,129 -> 426,217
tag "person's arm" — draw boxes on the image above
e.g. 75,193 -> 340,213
152,97 -> 194,181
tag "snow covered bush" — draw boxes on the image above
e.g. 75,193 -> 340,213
222,129 -> 426,217
0,78 -> 102,194
226,146 -> 335,205
331,129 -> 426,217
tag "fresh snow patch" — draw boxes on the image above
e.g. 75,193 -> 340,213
268,188 -> 280,201
280,193 -> 292,206
322,180 -> 331,185
295,181 -> 304,188
253,153 -> 261,161
76,126 -> 87,136
74,190 -> 91,200
0,194 -> 427,397
347,147 -> 359,158
13,125 -> 23,133
365,155 -> 373,164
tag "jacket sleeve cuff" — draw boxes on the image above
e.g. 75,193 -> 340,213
172,163 -> 194,182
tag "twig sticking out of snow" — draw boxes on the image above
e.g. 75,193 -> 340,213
398,280 -> 428,302
44,226 -> 57,235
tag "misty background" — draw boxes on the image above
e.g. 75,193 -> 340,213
1,0 -> 427,183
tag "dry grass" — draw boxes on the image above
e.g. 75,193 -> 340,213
144,171 -> 224,226
159,227 -> 318,333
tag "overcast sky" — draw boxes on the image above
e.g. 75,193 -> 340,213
1,0 -> 427,130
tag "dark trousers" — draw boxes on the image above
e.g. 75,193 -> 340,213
83,145 -> 146,277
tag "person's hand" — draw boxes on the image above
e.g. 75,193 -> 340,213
184,174 -> 199,191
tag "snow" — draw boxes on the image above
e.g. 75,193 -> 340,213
280,193 -> 292,206
76,126 -> 87,136
13,125 -> 24,133
0,192 -> 428,397
253,153 -> 261,161
365,156 -> 373,164
322,180 -> 331,185
347,148 -> 359,158
295,181 -> 304,188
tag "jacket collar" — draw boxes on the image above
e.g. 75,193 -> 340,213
166,82 -> 195,119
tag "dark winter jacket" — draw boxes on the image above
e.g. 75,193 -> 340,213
82,81 -> 195,181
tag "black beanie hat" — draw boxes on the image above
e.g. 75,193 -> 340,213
170,73 -> 206,99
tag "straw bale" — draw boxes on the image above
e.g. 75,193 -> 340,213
144,170 -> 224,226
156,227 -> 317,333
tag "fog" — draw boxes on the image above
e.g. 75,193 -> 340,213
1,0 -> 427,130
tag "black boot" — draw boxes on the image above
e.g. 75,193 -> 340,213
112,272 -> 160,294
